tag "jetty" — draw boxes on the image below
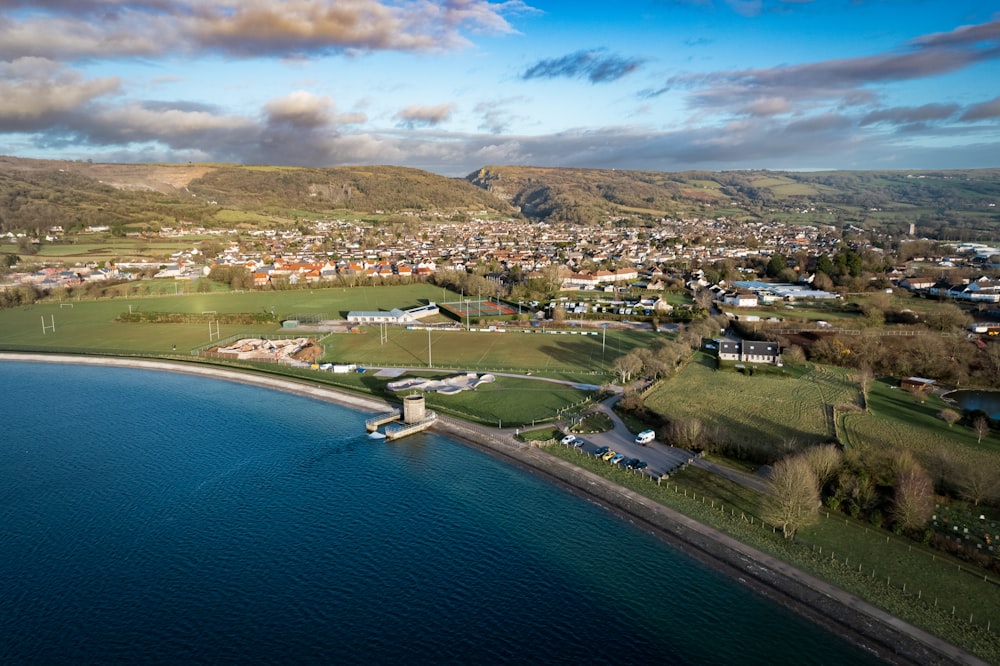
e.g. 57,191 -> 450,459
368,395 -> 437,441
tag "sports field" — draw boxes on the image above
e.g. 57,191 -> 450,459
0,285 -> 658,379
0,284 -> 455,353
329,326 -> 654,381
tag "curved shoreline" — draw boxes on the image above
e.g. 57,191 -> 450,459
0,353 -> 986,666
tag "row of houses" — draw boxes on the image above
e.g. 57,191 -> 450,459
900,275 -> 1000,303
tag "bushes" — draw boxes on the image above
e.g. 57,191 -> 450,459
116,311 -> 275,324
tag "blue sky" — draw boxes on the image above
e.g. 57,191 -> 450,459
0,0 -> 997,175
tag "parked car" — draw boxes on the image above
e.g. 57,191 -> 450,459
609,454 -> 625,465
633,461 -> 648,471
594,446 -> 609,457
572,438 -> 585,448
601,449 -> 618,461
560,434 -> 577,445
624,457 -> 640,469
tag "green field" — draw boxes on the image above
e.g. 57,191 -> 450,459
0,285 -> 657,380
327,326 -> 655,380
644,354 -> 858,449
1,237 -> 213,263
840,379 -> 1000,470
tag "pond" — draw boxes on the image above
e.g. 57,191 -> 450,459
948,389 -> 1000,419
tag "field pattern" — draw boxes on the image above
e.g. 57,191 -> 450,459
645,356 -> 846,447
839,381 -> 1000,471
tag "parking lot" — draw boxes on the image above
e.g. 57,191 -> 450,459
561,427 -> 694,478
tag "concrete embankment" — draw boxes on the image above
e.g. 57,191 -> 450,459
1,353 -> 985,666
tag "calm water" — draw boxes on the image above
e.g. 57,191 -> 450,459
0,362 -> 882,664
949,389 -> 1000,419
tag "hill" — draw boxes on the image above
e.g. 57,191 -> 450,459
467,165 -> 1000,238
3,155 -> 1000,240
0,157 -> 515,234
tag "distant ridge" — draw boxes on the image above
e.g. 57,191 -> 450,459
1,156 -> 998,239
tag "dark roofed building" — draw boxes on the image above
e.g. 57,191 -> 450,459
717,339 -> 781,366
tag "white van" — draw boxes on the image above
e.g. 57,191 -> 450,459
635,430 -> 655,445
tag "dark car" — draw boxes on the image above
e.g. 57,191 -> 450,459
593,446 -> 609,457
624,457 -> 640,469
633,461 -> 648,471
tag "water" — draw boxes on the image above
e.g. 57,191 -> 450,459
0,362 -> 881,664
949,389 -> 1000,419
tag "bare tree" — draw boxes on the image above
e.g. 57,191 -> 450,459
854,365 -> 874,410
801,444 -> 843,489
762,455 -> 820,539
955,459 -> 1000,506
973,416 -> 991,444
937,408 -> 961,427
891,452 -> 934,531
669,417 -> 703,450
611,352 -> 643,384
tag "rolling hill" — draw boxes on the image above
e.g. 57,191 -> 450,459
2,155 -> 999,240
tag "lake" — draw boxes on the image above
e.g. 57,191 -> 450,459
0,361 -> 881,664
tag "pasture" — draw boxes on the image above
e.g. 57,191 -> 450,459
644,354 -> 857,450
839,379 -> 1000,471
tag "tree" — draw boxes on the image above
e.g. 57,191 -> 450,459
973,415 -> 990,444
815,254 -> 834,276
765,253 -> 787,278
801,444 -> 843,489
762,455 -> 820,539
854,365 -> 874,409
668,417 -> 703,449
954,459 -> 1000,506
611,352 -> 643,383
891,452 -> 934,531
812,271 -> 834,292
937,408 -> 961,427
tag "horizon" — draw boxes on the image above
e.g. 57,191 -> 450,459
1,1 -> 998,177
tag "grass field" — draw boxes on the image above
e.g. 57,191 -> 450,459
384,372 -> 594,426
840,379 -> 1000,471
1,237 -> 211,263
327,326 -> 655,380
0,284 -> 657,380
644,354 -> 857,448
0,285 -> 451,353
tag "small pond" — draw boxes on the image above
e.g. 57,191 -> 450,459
948,389 -> 1000,419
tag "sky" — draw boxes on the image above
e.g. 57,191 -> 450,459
0,0 -> 998,176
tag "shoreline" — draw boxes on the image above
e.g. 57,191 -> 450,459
0,353 -> 986,666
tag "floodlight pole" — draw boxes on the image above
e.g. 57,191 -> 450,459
427,328 -> 432,368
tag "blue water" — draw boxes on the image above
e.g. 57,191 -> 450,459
0,362 -> 881,664
949,389 -> 1000,419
